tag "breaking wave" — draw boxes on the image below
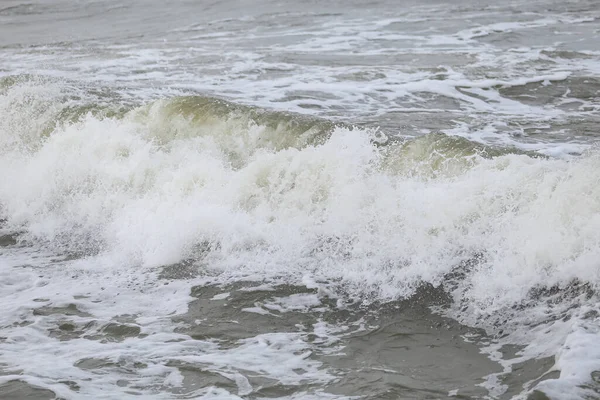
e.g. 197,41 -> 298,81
1,76 -> 600,398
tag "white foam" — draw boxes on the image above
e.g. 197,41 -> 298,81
263,294 -> 323,313
0,249 -> 343,398
2,87 -> 600,303
2,80 -> 600,395
241,306 -> 277,316
210,292 -> 231,301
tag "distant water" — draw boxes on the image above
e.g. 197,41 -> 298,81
1,1 -> 600,399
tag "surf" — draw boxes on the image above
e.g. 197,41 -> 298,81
1,75 -> 600,398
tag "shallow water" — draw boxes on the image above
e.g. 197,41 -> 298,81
2,0 -> 600,399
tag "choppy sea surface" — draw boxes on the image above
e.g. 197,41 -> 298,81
2,0 -> 600,399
